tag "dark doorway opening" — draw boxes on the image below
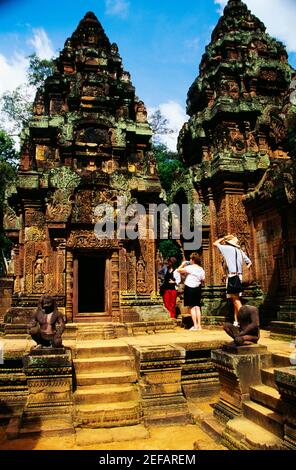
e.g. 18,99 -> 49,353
78,255 -> 105,313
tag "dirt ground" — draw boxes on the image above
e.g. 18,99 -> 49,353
0,422 -> 226,451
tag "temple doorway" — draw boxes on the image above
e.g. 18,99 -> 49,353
73,253 -> 109,319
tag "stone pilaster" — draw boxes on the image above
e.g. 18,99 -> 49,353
0,358 -> 28,430
181,342 -> 222,399
65,251 -> 73,323
22,348 -> 73,436
133,345 -> 193,425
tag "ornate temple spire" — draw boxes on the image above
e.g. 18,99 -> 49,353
23,11 -> 153,176
212,0 -> 265,41
179,0 -> 293,166
70,11 -> 111,49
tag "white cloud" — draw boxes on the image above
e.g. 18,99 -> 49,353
149,101 -> 187,152
0,53 -> 28,96
0,28 -> 54,96
214,0 -> 296,53
27,28 -> 55,60
0,28 -> 54,146
105,0 -> 130,18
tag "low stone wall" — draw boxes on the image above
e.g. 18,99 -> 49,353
133,345 -> 193,426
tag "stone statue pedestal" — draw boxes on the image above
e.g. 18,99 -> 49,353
275,367 -> 296,449
222,343 -> 268,354
212,344 -> 272,422
133,345 -> 193,425
21,347 -> 73,436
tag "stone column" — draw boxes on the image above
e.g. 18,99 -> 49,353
22,348 -> 73,436
212,344 -> 272,422
65,250 -> 73,322
133,345 -> 193,425
111,250 -> 120,321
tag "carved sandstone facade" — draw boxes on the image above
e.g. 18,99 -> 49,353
4,12 -> 166,324
178,0 -> 295,324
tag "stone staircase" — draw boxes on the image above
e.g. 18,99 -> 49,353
75,323 -> 117,341
73,341 -> 142,429
222,352 -> 292,449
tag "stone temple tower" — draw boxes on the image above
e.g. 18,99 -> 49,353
4,12 -> 168,329
178,0 -> 294,322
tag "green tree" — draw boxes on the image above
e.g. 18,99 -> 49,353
27,53 -> 54,88
0,54 -> 54,136
149,109 -> 174,146
158,240 -> 182,265
153,144 -> 186,192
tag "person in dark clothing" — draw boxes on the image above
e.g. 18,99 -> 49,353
158,257 -> 179,318
224,304 -> 260,346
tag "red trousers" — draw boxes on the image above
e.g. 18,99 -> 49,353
163,289 -> 178,319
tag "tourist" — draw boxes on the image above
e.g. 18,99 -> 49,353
158,257 -> 180,319
213,235 -> 252,327
177,253 -> 205,331
224,305 -> 260,346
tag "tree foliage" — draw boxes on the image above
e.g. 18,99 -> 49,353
158,240 -> 183,265
148,109 -> 174,146
0,54 -> 54,136
1,87 -> 33,134
153,144 -> 186,192
0,130 -> 19,163
27,53 -> 54,88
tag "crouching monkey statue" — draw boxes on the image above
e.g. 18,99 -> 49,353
29,296 -> 65,349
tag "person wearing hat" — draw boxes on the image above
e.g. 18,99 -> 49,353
214,235 -> 252,326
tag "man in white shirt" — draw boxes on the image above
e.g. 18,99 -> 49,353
214,235 -> 252,326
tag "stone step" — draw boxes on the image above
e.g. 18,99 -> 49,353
19,416 -> 74,437
73,356 -> 135,374
74,384 -> 139,405
74,343 -> 130,359
76,325 -> 116,341
201,415 -> 225,442
249,384 -> 283,413
222,416 -> 286,450
242,401 -> 283,438
74,401 -> 142,428
272,353 -> 292,368
76,371 -> 137,386
261,368 -> 277,389
77,332 -> 116,341
75,425 -> 149,446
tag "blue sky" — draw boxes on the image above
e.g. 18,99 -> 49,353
1,0 -> 296,149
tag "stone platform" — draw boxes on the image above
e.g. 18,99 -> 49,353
0,327 -> 294,450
